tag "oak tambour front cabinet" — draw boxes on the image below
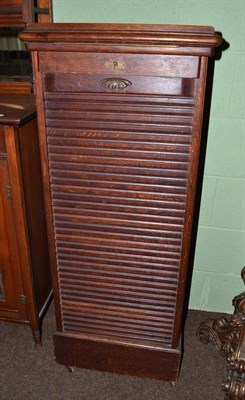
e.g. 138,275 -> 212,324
21,24 -> 221,380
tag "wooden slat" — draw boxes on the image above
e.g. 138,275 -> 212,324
58,255 -> 180,270
44,91 -> 194,346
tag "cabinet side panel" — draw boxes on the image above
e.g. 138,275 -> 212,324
33,52 -> 63,329
172,57 -> 209,347
18,118 -> 52,315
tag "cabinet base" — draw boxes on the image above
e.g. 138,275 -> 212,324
54,333 -> 181,382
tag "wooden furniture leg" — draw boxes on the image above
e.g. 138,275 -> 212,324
197,267 -> 245,400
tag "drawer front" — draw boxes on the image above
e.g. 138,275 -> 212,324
43,78 -> 195,347
39,52 -> 200,78
44,72 -> 194,96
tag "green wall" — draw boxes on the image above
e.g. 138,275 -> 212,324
52,0 -> 245,313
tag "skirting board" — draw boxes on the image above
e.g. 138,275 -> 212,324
54,333 -> 181,382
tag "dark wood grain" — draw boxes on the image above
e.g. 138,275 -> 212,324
21,23 -> 221,380
39,53 -> 200,77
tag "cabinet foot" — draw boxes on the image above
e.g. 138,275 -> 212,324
66,365 -> 75,373
32,329 -> 41,347
197,267 -> 245,400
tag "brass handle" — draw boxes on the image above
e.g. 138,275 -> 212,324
0,270 -> 5,301
100,78 -> 132,91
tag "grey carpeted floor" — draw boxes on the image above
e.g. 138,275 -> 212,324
0,303 -> 227,400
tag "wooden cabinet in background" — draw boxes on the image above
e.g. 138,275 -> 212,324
21,24 -> 221,379
0,0 -> 52,95
0,0 -> 26,28
0,0 -> 52,27
0,94 -> 52,344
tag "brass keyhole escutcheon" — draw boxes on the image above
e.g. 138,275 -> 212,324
105,60 -> 126,70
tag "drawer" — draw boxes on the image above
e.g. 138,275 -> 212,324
39,52 -> 200,78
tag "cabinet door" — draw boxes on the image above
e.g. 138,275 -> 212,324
0,156 -> 26,321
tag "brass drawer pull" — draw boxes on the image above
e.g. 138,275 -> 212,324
100,78 -> 132,91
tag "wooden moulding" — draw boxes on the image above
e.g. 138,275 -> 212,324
19,23 -> 222,56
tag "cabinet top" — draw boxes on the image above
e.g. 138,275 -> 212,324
0,94 -> 36,127
20,23 -> 222,56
